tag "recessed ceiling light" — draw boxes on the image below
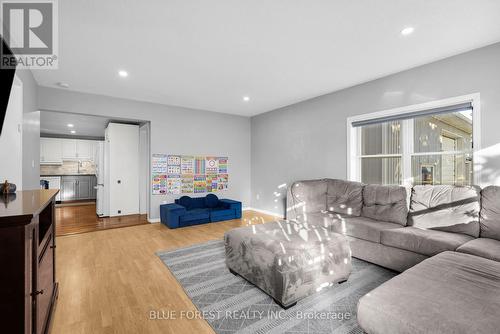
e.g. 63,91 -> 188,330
70,130 -> 76,134
243,96 -> 250,102
401,27 -> 415,36
67,123 -> 74,128
118,70 -> 128,78
57,82 -> 70,88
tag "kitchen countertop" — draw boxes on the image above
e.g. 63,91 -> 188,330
41,174 -> 96,176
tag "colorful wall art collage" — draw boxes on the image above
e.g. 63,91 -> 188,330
152,154 -> 229,195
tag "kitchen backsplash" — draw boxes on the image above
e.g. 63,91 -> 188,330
40,160 -> 97,175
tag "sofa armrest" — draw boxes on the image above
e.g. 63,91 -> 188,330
160,203 -> 187,229
219,199 -> 242,218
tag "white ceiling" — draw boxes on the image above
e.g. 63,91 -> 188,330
33,0 -> 500,116
40,111 -> 110,137
40,111 -> 143,137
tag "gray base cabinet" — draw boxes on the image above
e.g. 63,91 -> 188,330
60,175 -> 97,201
90,176 -> 97,199
61,177 -> 77,201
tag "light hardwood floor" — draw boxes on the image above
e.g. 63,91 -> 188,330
49,210 -> 280,334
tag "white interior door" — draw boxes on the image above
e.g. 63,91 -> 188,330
108,123 -> 139,216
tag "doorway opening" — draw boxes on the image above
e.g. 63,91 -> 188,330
39,110 -> 151,236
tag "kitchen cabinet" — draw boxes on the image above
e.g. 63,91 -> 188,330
40,138 -> 62,165
61,139 -> 77,160
90,175 -> 97,199
76,140 -> 92,160
92,141 -> 99,163
61,139 -> 93,160
61,177 -> 77,201
60,175 -> 97,201
77,176 -> 92,199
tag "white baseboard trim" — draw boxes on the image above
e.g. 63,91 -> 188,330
243,207 -> 285,218
148,218 -> 160,223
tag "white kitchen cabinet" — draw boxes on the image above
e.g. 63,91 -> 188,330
40,138 -> 63,165
58,139 -> 96,161
76,140 -> 92,160
62,139 -> 78,160
91,141 -> 99,162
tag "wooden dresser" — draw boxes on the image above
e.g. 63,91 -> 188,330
0,190 -> 59,334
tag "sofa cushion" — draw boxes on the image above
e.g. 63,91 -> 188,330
210,207 -> 234,218
409,185 -> 480,237
456,238 -> 500,262
357,251 -> 500,334
287,179 -> 327,215
204,194 -> 219,208
480,186 -> 500,240
299,211 -> 344,229
179,208 -> 210,222
343,217 -> 402,243
326,179 -> 363,216
361,184 -> 409,226
348,237 -> 428,273
381,226 -> 473,256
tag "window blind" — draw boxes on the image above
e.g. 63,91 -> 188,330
352,102 -> 472,128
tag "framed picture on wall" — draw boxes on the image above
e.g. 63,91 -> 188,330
421,164 -> 435,185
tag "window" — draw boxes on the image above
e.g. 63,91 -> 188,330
348,95 -> 479,186
358,120 -> 402,185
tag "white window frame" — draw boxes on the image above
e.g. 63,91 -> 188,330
347,93 -> 481,186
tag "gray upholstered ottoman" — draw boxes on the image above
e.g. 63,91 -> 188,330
224,220 -> 352,308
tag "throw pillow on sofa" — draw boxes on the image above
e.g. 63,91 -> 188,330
204,194 -> 219,208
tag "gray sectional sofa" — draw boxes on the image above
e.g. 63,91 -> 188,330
286,179 -> 500,333
286,179 -> 500,271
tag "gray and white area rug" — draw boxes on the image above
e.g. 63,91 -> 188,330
156,240 -> 396,334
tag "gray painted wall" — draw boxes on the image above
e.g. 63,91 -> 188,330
251,42 -> 500,216
16,69 -> 40,190
37,87 -> 251,220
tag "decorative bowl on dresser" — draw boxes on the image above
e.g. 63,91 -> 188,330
0,189 -> 59,334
